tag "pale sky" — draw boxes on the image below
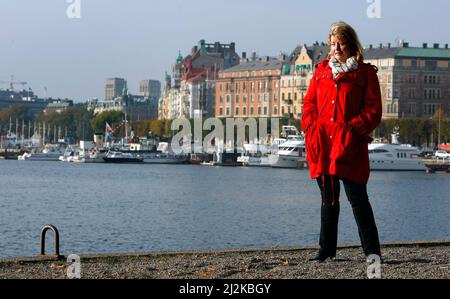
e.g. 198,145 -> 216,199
0,0 -> 449,101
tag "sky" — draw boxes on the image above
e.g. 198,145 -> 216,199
0,0 -> 449,102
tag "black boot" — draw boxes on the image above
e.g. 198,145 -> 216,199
309,250 -> 335,262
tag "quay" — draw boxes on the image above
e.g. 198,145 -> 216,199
424,159 -> 450,173
0,240 -> 448,279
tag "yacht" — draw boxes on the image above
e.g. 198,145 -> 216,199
103,151 -> 144,163
19,144 -> 65,161
268,135 -> 307,168
237,144 -> 272,167
142,142 -> 189,164
368,143 -> 425,171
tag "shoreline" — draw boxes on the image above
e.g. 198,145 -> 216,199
0,240 -> 449,279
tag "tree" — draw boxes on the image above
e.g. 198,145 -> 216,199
91,111 -> 124,134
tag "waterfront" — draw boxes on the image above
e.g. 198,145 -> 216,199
0,160 -> 449,258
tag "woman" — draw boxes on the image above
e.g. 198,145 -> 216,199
301,22 -> 382,262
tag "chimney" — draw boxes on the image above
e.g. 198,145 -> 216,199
242,52 -> 247,59
387,43 -> 391,48
230,42 -> 235,51
433,43 -> 439,49
251,51 -> 257,61
265,56 -> 270,62
402,42 -> 409,48
379,43 -> 383,49
369,44 -> 373,49
445,44 -> 449,49
423,43 -> 428,48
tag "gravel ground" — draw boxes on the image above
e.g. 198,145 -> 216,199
0,243 -> 448,279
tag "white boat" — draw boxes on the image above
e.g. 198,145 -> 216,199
268,135 -> 307,168
237,144 -> 272,167
369,143 -> 425,171
20,144 -> 65,161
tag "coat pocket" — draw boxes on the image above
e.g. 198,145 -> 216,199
330,125 -> 361,165
305,123 -> 320,163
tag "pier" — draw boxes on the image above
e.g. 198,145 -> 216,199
424,160 -> 450,173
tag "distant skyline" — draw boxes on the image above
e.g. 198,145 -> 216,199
1,0 -> 449,101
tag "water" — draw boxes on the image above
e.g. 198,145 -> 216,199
0,160 -> 449,258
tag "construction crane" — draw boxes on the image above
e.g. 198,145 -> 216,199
0,76 -> 27,90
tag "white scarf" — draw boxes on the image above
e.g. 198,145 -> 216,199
329,56 -> 358,79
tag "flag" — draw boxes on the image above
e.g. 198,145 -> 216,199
105,122 -> 113,139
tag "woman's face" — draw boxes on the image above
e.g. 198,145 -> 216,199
330,35 -> 351,63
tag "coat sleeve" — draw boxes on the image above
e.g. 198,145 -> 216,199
301,70 -> 319,132
348,65 -> 382,136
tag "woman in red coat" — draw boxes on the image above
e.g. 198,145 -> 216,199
302,22 -> 382,262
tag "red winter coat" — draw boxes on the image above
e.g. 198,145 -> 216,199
301,59 -> 382,184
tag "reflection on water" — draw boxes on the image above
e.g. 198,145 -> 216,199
0,160 -> 449,258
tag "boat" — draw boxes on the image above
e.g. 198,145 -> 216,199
142,142 -> 189,164
20,144 -> 65,161
237,144 -> 272,167
103,151 -> 144,163
368,143 -> 425,171
268,135 -> 307,168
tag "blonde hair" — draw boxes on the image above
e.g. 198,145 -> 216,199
328,21 -> 364,62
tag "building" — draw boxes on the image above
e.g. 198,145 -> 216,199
364,42 -> 450,118
282,43 -> 329,119
88,88 -> 153,121
215,54 -> 285,118
139,80 -> 161,99
139,80 -> 161,120
105,78 -> 127,100
0,88 -> 51,116
44,99 -> 74,114
159,40 -> 240,119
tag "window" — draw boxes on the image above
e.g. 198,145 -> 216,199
243,107 -> 247,115
258,107 -> 262,115
219,96 -> 223,103
243,95 -> 247,103
274,106 -> 278,115
226,95 -> 230,103
236,82 -> 239,92
250,107 -> 254,115
282,93 -> 285,101
282,106 -> 285,115
408,103 -> 416,114
236,95 -> 239,103
219,107 -> 223,115
235,107 -> 239,115
243,82 -> 247,91
226,108 -> 230,116
264,107 -> 267,115
393,89 -> 400,98
408,88 -> 415,99
251,95 -> 254,102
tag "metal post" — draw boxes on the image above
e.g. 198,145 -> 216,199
40,224 -> 60,258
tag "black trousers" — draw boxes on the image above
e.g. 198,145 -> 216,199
316,175 -> 381,257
